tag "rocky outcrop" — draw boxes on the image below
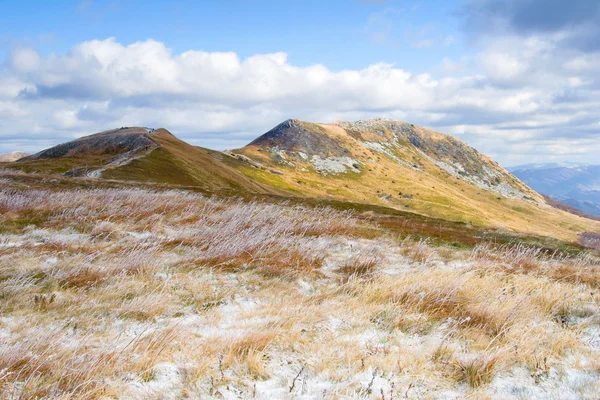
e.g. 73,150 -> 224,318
250,119 -> 350,158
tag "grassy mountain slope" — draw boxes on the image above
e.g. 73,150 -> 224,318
233,118 -> 600,241
12,127 -> 158,175
4,120 -> 599,241
102,129 -> 280,193
7,127 -> 282,195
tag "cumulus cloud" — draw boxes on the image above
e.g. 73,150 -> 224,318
1,38 -> 440,147
10,47 -> 40,72
0,26 -> 599,166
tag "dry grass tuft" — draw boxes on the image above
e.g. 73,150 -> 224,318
400,238 -> 435,263
452,351 -> 505,388
0,327 -> 178,399
226,331 -> 277,360
338,256 -> 379,281
245,349 -> 270,379
579,231 -> 600,250
61,267 -> 106,289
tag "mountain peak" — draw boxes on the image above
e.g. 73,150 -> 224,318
5,119 -> 597,240
249,118 -> 349,158
284,118 -> 301,125
512,164 -> 600,217
9,126 -> 279,194
21,127 -> 158,162
340,117 -> 397,125
239,117 -> 538,202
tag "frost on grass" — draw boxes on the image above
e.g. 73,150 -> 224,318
1,178 -> 599,399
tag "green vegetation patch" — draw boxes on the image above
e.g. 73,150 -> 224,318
103,149 -> 199,186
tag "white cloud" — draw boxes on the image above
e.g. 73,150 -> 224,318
477,51 -> 526,80
0,36 -> 599,166
10,47 -> 40,72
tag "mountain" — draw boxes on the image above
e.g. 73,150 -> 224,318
230,118 -> 600,241
12,127 -> 280,194
0,151 -> 29,162
510,164 -> 600,217
5,120 -> 600,242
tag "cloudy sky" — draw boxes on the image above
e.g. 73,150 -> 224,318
1,0 -> 599,166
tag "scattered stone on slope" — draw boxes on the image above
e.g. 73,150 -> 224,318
339,118 -> 534,200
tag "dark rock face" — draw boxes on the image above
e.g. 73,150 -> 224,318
20,127 -> 157,161
250,119 -> 349,157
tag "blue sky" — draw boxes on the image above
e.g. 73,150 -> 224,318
0,0 -> 465,70
1,0 -> 599,166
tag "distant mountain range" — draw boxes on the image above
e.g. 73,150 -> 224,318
510,163 -> 600,217
3,119 -> 600,241
0,151 -> 29,162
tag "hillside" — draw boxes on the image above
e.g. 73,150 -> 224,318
511,164 -> 600,217
232,118 -> 600,241
2,124 -> 600,398
4,121 -> 600,242
1,175 -> 599,399
9,127 -> 282,194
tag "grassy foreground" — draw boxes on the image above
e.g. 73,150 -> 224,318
1,171 -> 599,399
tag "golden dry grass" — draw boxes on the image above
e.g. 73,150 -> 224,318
235,122 -> 600,242
1,177 -> 599,399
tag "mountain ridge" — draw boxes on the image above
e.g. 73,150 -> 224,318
232,117 -> 600,240
241,117 -> 535,200
6,126 -> 283,194
4,119 -> 600,241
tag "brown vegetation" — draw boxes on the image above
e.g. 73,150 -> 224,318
1,175 -> 599,399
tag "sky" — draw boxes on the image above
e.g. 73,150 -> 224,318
0,0 -> 599,166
